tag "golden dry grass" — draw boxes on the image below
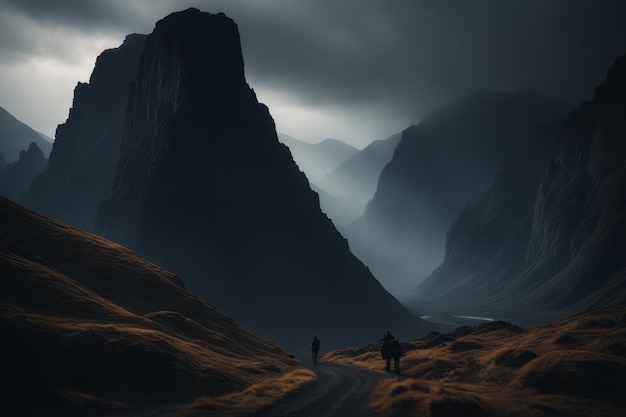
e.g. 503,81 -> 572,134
174,368 -> 317,417
322,306 -> 626,417
0,197 -> 309,415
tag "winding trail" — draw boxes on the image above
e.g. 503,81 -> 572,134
100,363 -> 389,417
253,363 -> 390,417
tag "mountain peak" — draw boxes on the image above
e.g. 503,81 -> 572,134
96,9 -> 421,353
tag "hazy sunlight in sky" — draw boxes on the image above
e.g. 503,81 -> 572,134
0,35 -> 120,138
254,86 -> 364,148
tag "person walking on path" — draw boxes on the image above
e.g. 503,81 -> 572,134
381,331 -> 395,371
391,338 -> 402,374
311,336 -> 320,366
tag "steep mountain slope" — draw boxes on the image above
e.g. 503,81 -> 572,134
36,131 -> 54,143
404,125 -> 559,313
0,105 -> 52,161
347,90 -> 570,294
0,196 -> 301,416
21,34 -> 146,232
310,182 -> 363,232
407,54 -> 626,323
277,133 -> 358,182
517,55 -> 626,316
96,8 -> 422,353
0,142 -> 47,200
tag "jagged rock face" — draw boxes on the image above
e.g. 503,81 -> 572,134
20,34 -> 146,232
0,142 -> 47,200
407,54 -> 626,323
518,54 -> 626,314
96,9 -> 421,353
347,90 -> 570,294
405,125 -> 559,313
0,106 -> 52,162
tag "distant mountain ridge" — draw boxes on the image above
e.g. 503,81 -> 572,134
407,54 -> 626,323
95,8 -> 422,353
318,132 -> 401,205
316,132 -> 402,227
277,133 -> 358,182
347,89 -> 572,294
0,105 -> 52,161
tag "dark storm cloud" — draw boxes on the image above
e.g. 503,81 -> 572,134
0,0 -> 145,64
1,0 -> 141,30
2,0 -> 626,143
237,0 -> 626,118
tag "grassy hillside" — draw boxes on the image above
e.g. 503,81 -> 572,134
323,305 -> 626,417
0,196 -> 313,416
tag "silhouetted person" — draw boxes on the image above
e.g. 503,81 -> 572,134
311,336 -> 320,366
391,338 -> 402,373
381,330 -> 395,371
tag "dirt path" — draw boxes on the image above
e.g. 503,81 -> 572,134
251,363 -> 390,417
99,363 -> 388,417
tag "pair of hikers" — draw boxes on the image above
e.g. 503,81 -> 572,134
310,331 -> 402,373
381,330 -> 402,373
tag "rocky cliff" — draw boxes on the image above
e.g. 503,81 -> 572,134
96,8 -> 421,353
21,34 -> 146,231
518,53 -> 626,316
347,90 -> 570,294
407,54 -> 626,323
405,125 -> 559,313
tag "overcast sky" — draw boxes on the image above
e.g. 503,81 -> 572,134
1,0 -> 626,148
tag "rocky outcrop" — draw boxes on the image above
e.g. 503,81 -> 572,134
21,34 -> 146,231
407,54 -> 626,323
0,106 -> 52,162
0,142 -> 47,200
96,9 -> 421,353
347,90 -> 571,294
